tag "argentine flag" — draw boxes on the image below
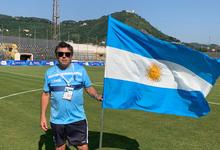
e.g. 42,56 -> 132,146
103,16 -> 220,118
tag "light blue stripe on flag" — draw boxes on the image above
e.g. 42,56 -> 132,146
104,78 -> 209,117
103,16 -> 220,118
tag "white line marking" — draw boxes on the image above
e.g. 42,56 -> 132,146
0,70 -> 43,79
208,101 -> 220,106
0,71 -> 104,86
0,69 -> 103,101
0,84 -> 103,100
0,71 -> 105,84
5,69 -> 219,106
0,89 -> 42,100
1,88 -> 220,108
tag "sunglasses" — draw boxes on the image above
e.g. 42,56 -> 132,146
57,52 -> 72,57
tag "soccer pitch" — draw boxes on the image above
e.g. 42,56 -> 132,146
0,66 -> 220,150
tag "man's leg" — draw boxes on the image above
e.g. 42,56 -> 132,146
51,123 -> 66,150
77,144 -> 88,150
66,120 -> 88,149
56,144 -> 66,150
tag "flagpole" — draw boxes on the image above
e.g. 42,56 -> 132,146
99,107 -> 105,149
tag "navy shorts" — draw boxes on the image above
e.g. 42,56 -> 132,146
50,119 -> 88,147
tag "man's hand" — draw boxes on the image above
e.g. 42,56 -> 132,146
41,92 -> 50,131
86,86 -> 103,102
95,94 -> 103,102
40,116 -> 48,131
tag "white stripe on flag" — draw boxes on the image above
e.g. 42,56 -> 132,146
105,46 -> 212,97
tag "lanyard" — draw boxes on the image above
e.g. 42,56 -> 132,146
56,64 -> 74,86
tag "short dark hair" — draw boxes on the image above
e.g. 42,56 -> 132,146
55,41 -> 73,54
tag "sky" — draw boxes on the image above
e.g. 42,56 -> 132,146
0,0 -> 219,45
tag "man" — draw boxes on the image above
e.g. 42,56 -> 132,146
40,41 -> 102,150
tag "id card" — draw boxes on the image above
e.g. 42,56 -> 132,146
63,86 -> 74,100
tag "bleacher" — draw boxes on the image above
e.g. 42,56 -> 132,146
0,35 -> 106,61
0,35 -> 58,60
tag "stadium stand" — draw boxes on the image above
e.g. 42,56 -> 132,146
0,35 -> 58,60
0,35 -> 106,61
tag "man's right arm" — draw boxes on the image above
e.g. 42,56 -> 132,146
40,92 -> 50,131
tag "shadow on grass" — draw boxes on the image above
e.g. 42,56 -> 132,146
89,131 -> 140,150
38,129 -> 55,150
38,130 -> 140,150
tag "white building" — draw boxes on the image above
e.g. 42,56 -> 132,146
66,42 -> 106,60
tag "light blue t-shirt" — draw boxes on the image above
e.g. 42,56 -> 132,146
43,63 -> 92,124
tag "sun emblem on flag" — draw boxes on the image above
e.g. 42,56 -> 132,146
146,63 -> 161,81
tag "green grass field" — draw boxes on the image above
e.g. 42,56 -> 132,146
0,66 -> 220,150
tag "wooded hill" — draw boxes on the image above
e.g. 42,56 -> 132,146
0,11 -> 219,52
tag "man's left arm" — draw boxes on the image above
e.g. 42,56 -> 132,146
85,86 -> 102,101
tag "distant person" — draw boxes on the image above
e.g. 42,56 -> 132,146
40,41 -> 102,150
41,54 -> 45,60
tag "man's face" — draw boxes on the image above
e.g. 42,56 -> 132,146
56,47 -> 73,68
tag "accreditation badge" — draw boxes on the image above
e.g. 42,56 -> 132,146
63,86 -> 74,100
